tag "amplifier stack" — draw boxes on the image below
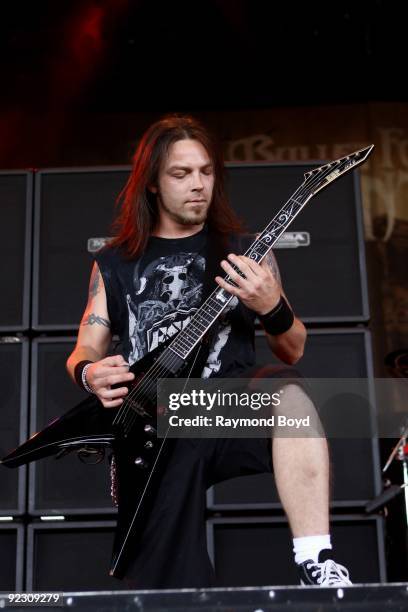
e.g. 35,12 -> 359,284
0,162 -> 385,589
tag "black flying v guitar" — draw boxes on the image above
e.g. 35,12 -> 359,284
1,145 -> 374,578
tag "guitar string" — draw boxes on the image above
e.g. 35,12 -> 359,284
114,154 -> 360,432
115,155 -> 353,433
115,154 -> 355,433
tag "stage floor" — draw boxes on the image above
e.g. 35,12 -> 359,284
2,583 -> 408,611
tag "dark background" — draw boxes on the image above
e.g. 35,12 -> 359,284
1,0 -> 407,168
0,0 -> 407,591
2,0 -> 407,112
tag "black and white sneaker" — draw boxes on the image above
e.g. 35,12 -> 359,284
298,549 -> 352,586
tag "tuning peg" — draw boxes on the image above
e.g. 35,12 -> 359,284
134,457 -> 148,469
144,441 -> 154,450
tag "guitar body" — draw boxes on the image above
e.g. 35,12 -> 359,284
1,344 -> 166,468
110,433 -> 175,578
1,394 -> 115,467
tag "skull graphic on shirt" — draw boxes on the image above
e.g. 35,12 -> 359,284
125,250 -> 238,373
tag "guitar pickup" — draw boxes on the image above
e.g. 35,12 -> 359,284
158,349 -> 187,375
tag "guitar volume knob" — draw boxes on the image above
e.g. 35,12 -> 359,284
144,424 -> 156,436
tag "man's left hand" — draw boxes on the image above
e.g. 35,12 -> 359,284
215,253 -> 281,315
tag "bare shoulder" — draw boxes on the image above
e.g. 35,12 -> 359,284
88,261 -> 104,299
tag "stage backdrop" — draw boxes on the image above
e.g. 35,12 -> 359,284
0,102 -> 407,375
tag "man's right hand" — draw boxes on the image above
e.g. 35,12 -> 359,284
86,355 -> 135,408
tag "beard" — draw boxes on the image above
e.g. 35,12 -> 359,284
159,199 -> 209,226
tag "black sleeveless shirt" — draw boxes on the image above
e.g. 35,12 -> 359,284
94,227 -> 256,378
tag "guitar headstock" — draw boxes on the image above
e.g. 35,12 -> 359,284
303,145 -> 374,195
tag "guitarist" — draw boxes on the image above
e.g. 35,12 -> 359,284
66,115 -> 352,588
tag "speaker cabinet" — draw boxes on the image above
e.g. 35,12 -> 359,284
26,521 -> 126,591
227,163 -> 369,322
29,338 -> 114,515
0,523 -> 24,590
0,338 -> 28,515
207,515 -> 386,587
208,329 -> 382,508
0,171 -> 32,331
32,168 -> 129,330
32,163 -> 368,328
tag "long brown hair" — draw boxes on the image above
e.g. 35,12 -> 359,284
109,114 -> 244,258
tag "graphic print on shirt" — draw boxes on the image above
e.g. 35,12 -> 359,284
126,252 -> 206,365
202,296 -> 238,378
125,250 -> 240,375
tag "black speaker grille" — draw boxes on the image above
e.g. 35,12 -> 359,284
0,341 -> 27,513
30,339 -> 113,513
227,164 -> 367,321
0,173 -> 30,329
211,517 -> 383,586
29,523 -> 125,591
35,170 -> 128,328
0,529 -> 18,590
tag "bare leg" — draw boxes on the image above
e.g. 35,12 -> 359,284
272,384 -> 330,536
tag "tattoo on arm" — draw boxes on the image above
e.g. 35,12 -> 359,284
254,234 -> 282,285
82,313 -> 111,328
266,251 -> 282,285
89,266 -> 101,299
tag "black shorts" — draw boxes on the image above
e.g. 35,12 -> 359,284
122,365 -> 309,589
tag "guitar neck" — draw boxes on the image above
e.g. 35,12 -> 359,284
165,143 -> 375,361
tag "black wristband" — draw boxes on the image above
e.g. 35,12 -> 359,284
74,360 -> 94,393
259,296 -> 294,335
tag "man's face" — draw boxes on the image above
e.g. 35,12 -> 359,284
154,139 -> 214,230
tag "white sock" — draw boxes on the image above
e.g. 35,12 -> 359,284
293,534 -> 332,564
